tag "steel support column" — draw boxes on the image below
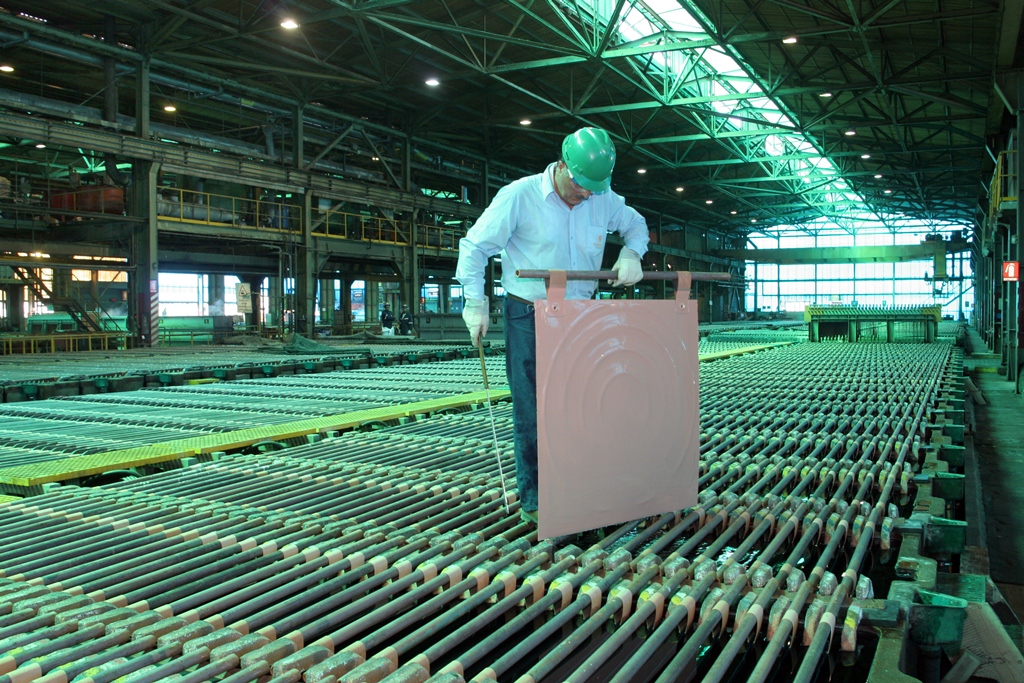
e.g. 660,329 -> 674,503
988,236 -> 995,349
996,228 -> 1005,360
404,134 -> 412,192
339,278 -> 352,333
268,276 -> 283,328
1011,80 -> 1024,387
481,157 -> 490,205
208,273 -> 225,316
409,211 -> 419,315
294,105 -> 305,170
240,275 -> 263,331
367,282 -> 379,324
135,58 -> 150,139
319,278 -> 335,326
130,161 -> 159,347
4,285 -> 24,331
295,189 -> 315,334
753,261 -> 758,317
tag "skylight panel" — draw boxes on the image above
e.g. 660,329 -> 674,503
565,0 -> 933,235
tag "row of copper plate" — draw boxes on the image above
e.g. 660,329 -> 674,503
0,342 -> 498,384
0,358 -> 508,470
0,342 -> 959,683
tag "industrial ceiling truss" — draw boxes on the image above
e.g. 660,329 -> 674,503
0,0 -> 1012,237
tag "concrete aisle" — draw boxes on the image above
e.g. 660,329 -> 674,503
965,326 -> 1024,623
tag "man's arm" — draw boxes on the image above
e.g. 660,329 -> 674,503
456,185 -> 521,344
455,186 -> 519,300
608,201 -> 650,257
606,200 -> 649,287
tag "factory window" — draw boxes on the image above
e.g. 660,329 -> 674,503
98,271 -> 127,282
352,281 -> 365,322
449,285 -> 464,313
745,232 -> 974,318
74,269 -> 126,283
421,284 -> 440,313
224,276 -> 241,317
158,273 -> 209,317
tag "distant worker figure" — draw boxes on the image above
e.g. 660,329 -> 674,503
399,306 -> 413,335
456,126 -> 649,523
380,303 -> 395,334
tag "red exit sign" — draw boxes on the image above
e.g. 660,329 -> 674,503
1005,261 -> 1020,282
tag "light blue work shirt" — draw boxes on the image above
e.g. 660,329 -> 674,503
456,163 -> 650,302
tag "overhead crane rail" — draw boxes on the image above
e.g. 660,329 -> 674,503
0,341 -> 986,683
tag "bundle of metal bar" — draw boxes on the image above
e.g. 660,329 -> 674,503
0,342 -> 959,683
0,359 -> 509,472
0,342 -> 495,385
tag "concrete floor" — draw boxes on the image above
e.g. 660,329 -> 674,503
965,327 -> 1024,623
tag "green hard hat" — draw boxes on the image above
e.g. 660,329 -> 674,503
561,127 -> 615,193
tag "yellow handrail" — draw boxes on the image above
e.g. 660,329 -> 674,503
990,149 -> 1018,222
314,208 -> 464,250
0,332 -> 127,355
156,187 -> 303,232
154,188 -> 467,248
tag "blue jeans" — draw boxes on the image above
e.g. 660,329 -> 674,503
504,297 -> 538,512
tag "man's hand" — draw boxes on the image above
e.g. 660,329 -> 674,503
609,248 -> 643,287
462,297 -> 489,345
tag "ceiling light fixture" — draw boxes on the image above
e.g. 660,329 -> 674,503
164,105 -> 176,112
884,189 -> 892,194
519,119 -> 531,125
34,143 -> 45,149
425,78 -> 440,87
861,154 -> 870,159
675,186 -> 684,192
845,130 -> 856,136
751,218 -> 757,223
0,65 -> 13,73
819,92 -> 832,98
637,168 -> 647,174
783,36 -> 798,44
705,199 -> 713,204
874,174 -> 882,178
372,156 -> 379,161
730,210 -> 737,214
281,18 -> 299,29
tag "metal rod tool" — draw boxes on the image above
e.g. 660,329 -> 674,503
516,269 -> 732,281
477,339 -> 511,513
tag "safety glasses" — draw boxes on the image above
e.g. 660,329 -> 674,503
563,166 -> 592,194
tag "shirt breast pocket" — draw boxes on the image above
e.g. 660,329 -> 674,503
584,227 -> 607,260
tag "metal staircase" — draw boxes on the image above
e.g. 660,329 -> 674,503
10,267 -> 107,333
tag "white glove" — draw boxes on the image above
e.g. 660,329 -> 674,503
609,248 -> 643,287
462,297 -> 489,346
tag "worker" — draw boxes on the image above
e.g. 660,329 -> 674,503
399,306 -> 414,335
380,303 -> 395,335
456,127 -> 649,524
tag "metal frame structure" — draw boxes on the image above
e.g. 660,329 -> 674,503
0,0 -> 1013,233
0,1 -> 1018,346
